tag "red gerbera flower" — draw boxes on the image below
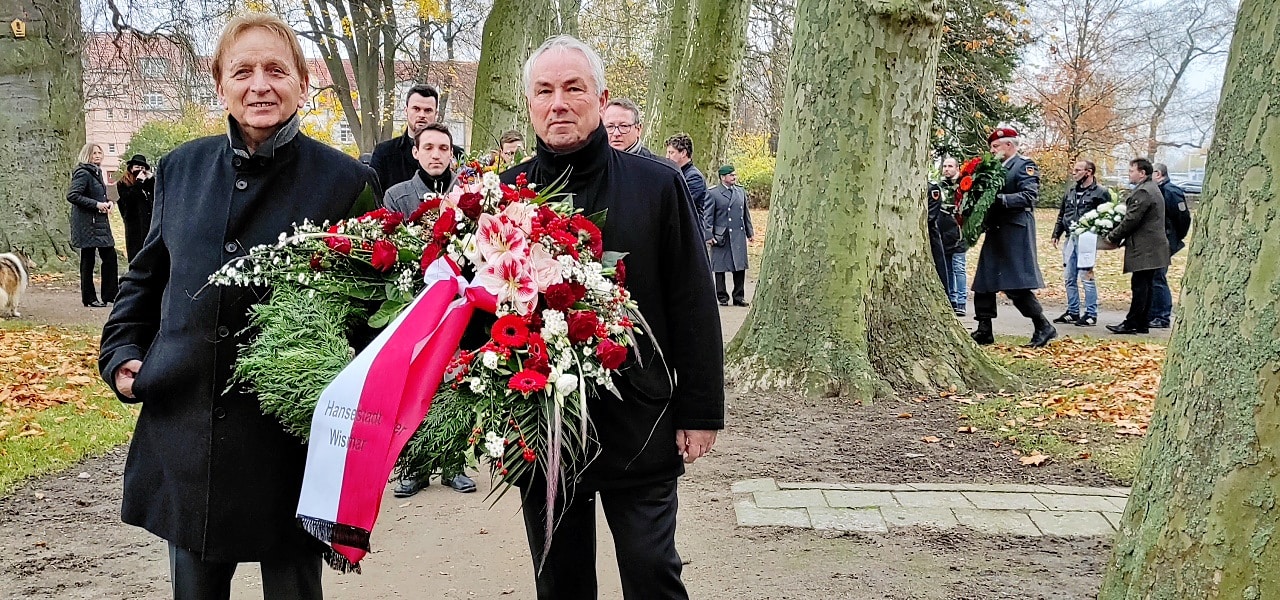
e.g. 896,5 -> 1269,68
492,314 -> 531,348
508,369 -> 548,395
959,175 -> 974,192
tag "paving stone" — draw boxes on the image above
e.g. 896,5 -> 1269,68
823,490 -> 897,509
903,483 -> 989,492
731,478 -> 779,494
969,484 -> 1058,494
1102,512 -> 1124,531
754,489 -> 828,508
1107,487 -> 1133,497
808,507 -> 888,533
893,491 -> 975,509
881,506 -> 960,529
1033,494 -> 1122,512
962,491 -> 1047,511
1028,511 -> 1116,536
734,499 -> 812,528
778,482 -> 847,490
1041,484 -> 1126,497
953,509 -> 1042,536
841,483 -> 917,492
1101,496 -> 1130,511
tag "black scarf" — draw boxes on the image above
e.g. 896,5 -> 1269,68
416,168 -> 455,194
528,124 -> 612,215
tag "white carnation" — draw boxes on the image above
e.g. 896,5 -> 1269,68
555,373 -> 579,397
482,351 -> 499,370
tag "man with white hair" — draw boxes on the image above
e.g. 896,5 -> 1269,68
971,127 -> 1056,348
500,35 -> 724,599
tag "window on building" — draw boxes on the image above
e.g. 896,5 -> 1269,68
108,143 -> 117,154
139,57 -> 170,78
142,92 -> 167,110
106,108 -> 114,120
338,122 -> 354,145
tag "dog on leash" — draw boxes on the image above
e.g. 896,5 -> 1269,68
0,251 -> 36,318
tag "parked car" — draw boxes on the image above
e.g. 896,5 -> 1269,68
1174,179 -> 1203,195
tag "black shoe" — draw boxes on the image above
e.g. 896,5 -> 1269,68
84,301 -> 108,308
970,319 -> 994,345
1075,315 -> 1097,326
442,474 -> 477,493
1148,319 -> 1170,329
733,301 -> 750,307
392,477 -> 427,498
1052,311 -> 1079,324
1106,323 -> 1148,335
1026,319 -> 1058,348
718,301 -> 729,306
953,307 -> 966,317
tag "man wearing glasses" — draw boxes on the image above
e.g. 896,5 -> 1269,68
603,98 -> 662,159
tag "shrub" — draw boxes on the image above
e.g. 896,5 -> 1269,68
741,169 -> 773,209
725,132 -> 776,209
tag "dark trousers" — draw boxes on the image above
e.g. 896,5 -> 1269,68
1148,266 -> 1172,322
520,478 -> 687,600
168,543 -> 323,600
973,289 -> 1044,321
1126,269 -> 1158,330
79,247 -> 118,305
714,270 -> 746,304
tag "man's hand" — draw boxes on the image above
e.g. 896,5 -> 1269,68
115,360 -> 143,399
676,429 -> 718,464
97,201 -> 111,213
1098,238 -> 1119,251
1052,236 -> 1060,249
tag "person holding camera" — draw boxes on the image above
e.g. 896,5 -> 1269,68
116,154 -> 155,262
67,143 -> 117,308
705,165 -> 754,307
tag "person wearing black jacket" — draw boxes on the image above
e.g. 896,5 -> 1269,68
116,154 -> 155,262
66,143 -> 117,307
936,157 -> 967,315
500,35 -> 724,600
1149,163 -> 1192,328
1050,160 -> 1111,326
370,84 -> 440,190
97,15 -> 380,599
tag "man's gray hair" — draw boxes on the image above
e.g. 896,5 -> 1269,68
606,98 -> 642,124
522,34 -> 607,96
1154,162 -> 1170,177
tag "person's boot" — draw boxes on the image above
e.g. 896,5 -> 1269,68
1026,316 -> 1058,348
971,319 -> 994,345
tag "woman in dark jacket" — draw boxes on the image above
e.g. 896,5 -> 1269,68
116,154 -> 155,262
66,143 -> 117,307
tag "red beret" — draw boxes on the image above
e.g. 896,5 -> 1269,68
988,127 -> 1019,143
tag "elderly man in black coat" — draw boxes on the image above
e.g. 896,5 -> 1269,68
98,14 -> 379,600
500,35 -> 724,600
971,127 -> 1056,348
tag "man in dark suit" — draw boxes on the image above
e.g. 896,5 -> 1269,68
971,127 -> 1056,348
500,35 -> 724,600
664,132 -> 708,223
1148,163 -> 1192,328
1102,158 -> 1170,334
370,84 -> 440,190
98,13 -> 380,600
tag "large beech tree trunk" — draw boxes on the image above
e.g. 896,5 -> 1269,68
471,0 -> 556,151
726,0 -> 1009,398
1,0 -> 81,262
1100,1 -> 1280,596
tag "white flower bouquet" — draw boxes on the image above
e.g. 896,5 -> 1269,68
1070,197 -> 1127,238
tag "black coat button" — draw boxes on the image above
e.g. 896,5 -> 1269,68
212,406 -> 227,419
224,242 -> 238,253
235,180 -> 247,190
216,325 -> 230,338
232,157 -> 243,167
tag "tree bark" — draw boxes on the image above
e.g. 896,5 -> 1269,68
0,0 -> 82,262
662,0 -> 750,175
726,0 -> 1009,398
472,0 -> 555,151
1100,0 -> 1280,596
644,0 -> 694,149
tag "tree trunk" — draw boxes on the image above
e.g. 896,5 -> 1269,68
557,0 -> 580,36
0,0 -> 82,262
1099,1 -> 1280,596
472,0 -> 554,152
644,0 -> 694,149
663,0 -> 750,175
726,0 -> 1009,398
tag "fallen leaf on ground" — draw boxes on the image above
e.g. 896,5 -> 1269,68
921,436 -> 941,443
898,412 -> 912,419
1020,452 -> 1050,466
957,426 -> 976,433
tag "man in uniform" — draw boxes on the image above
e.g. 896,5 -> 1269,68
971,127 -> 1056,348
1148,163 -> 1192,328
705,165 -> 754,307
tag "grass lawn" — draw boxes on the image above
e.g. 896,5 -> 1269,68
0,321 -> 137,496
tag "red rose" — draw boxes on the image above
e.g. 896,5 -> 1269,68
614,259 -> 626,286
544,283 -> 577,311
371,239 -> 398,272
456,192 -> 484,220
325,235 -> 353,255
567,310 -> 600,344
536,206 -> 558,226
420,242 -> 443,272
508,369 -> 548,395
595,339 -> 628,370
309,253 -> 325,271
409,197 -> 442,224
381,211 -> 404,233
492,314 -> 531,348
433,209 -> 458,242
959,176 -> 974,192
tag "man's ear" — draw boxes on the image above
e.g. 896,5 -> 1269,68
297,77 -> 309,110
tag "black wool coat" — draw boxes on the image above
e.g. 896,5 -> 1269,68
98,117 -> 380,562
116,177 -> 155,261
1106,179 -> 1170,274
67,163 -> 115,249
501,125 -> 725,490
972,154 -> 1045,293
369,131 -> 418,192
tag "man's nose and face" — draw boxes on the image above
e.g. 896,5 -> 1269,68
1071,161 -> 1090,183
603,104 -> 641,151
1128,163 -> 1144,185
665,145 -> 689,167
414,130 -> 453,176
989,139 -> 1015,160
527,49 -> 607,153
405,94 -> 438,135
941,158 -> 959,180
500,141 -> 524,163
722,172 -> 737,187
